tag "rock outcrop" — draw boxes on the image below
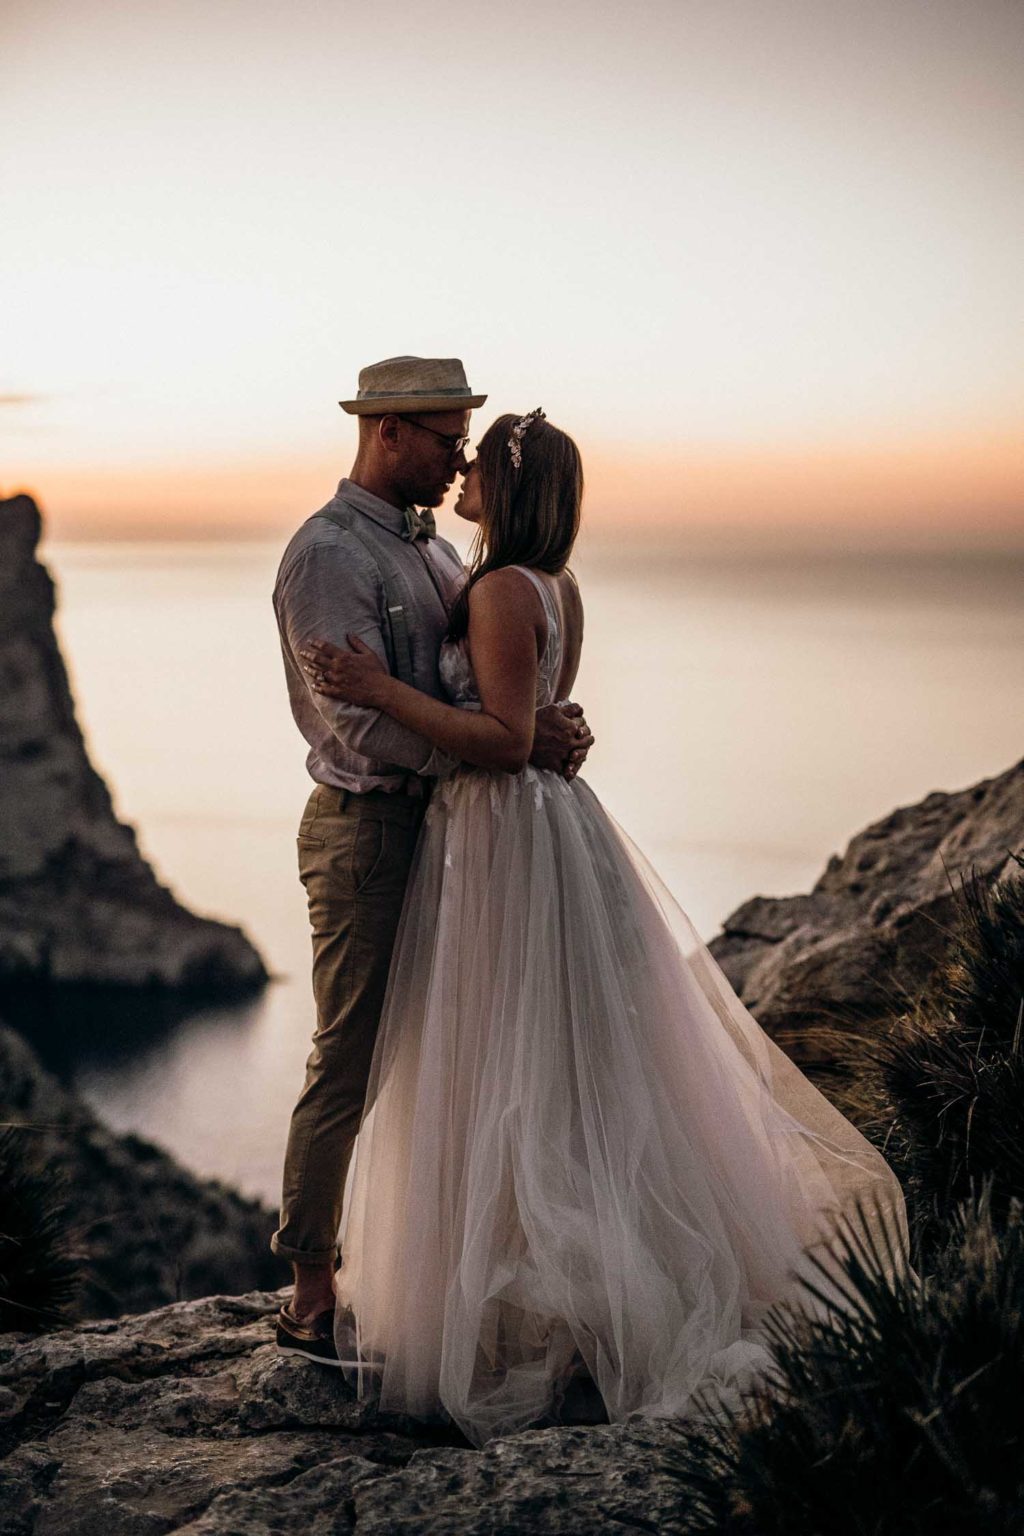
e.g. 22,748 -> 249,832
0,493 -> 281,1333
0,1291 -> 686,1535
0,1022 -> 281,1322
709,757 -> 1024,1059
0,493 -> 266,994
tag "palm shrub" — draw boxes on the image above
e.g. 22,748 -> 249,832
662,1184 -> 1024,1536
805,858 -> 1024,1255
0,1126 -> 83,1330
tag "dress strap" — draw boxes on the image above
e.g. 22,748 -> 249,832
508,567 -> 562,690
509,565 -> 558,626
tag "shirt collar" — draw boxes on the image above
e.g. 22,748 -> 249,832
335,478 -> 410,538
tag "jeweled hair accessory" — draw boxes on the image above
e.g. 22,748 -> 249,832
507,407 -> 546,469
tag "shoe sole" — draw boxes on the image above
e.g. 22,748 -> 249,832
275,1339 -> 348,1368
275,1336 -> 384,1372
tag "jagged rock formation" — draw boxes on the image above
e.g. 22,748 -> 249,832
0,1291 -> 683,1535
710,757 -> 1024,1060
0,1021 -> 280,1321
0,493 -> 266,994
0,493 -> 281,1334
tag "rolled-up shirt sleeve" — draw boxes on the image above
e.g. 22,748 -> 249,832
275,538 -> 457,777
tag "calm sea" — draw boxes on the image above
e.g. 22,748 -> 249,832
38,536 -> 1024,1207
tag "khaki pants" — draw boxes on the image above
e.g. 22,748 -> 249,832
271,783 -> 427,1265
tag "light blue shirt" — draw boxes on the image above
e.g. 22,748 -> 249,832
274,479 -> 464,793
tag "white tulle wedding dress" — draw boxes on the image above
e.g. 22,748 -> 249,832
333,566 -> 909,1448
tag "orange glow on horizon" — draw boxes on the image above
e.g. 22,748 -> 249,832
10,426 -> 1022,550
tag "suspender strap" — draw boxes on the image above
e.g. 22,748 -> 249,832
313,505 -> 417,689
384,600 -> 415,691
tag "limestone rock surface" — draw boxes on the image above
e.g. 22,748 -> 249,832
709,756 -> 1024,1059
0,1292 -> 688,1535
0,493 -> 266,995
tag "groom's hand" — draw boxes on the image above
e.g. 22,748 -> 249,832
531,702 -> 594,781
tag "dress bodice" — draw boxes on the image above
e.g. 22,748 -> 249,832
438,567 -> 563,711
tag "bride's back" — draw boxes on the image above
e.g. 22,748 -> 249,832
504,565 -> 584,707
545,568 -> 584,701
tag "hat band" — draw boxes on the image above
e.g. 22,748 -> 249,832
357,385 -> 475,400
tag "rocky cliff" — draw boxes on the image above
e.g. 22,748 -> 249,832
0,490 -> 278,1325
0,1022 -> 280,1321
0,493 -> 266,994
709,756 -> 1024,1060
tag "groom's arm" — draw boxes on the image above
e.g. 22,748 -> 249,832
275,539 -> 457,777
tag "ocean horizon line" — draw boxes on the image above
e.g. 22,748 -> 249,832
38,528 -> 1024,564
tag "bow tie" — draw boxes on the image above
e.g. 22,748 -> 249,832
402,506 -> 436,542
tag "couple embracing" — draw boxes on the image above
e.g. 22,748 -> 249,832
270,355 -> 908,1449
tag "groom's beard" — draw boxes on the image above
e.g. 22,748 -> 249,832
411,480 -> 453,510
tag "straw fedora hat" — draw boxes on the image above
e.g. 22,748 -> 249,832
339,355 -> 487,415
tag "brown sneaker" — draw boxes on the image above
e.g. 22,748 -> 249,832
275,1304 -> 344,1367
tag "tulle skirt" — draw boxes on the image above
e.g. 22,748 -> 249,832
333,766 -> 909,1448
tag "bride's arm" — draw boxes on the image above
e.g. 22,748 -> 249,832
302,568 -> 543,774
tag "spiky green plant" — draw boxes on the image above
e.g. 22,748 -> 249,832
803,858 -> 1024,1254
885,863 -> 1024,1223
0,1126 -> 83,1330
662,1184 -> 1024,1535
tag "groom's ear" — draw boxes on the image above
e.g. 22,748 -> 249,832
377,414 -> 403,453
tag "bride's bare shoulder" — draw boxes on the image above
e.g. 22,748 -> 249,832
471,565 -> 538,595
469,566 -> 546,621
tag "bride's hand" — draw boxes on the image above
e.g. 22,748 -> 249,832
531,701 -> 594,780
299,635 -> 389,708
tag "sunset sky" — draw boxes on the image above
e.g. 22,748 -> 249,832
3,0 -> 1022,546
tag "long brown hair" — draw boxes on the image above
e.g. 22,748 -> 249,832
447,412 -> 583,641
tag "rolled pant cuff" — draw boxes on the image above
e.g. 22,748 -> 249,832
270,1233 -> 338,1265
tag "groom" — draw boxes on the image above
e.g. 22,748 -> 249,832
271,356 -> 593,1364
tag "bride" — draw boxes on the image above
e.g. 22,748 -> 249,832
300,408 -> 909,1449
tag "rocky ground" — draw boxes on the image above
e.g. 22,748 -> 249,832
0,1291 -> 688,1535
710,755 -> 1023,1061
0,493 -> 266,994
